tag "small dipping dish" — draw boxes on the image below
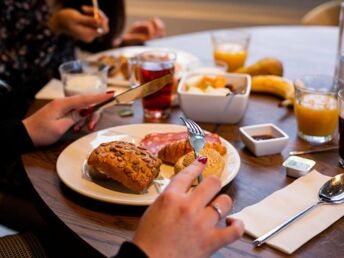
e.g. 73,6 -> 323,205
239,123 -> 289,156
283,156 -> 316,178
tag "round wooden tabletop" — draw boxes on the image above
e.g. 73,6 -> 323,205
22,26 -> 343,258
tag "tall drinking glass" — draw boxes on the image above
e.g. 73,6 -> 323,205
59,60 -> 107,96
338,89 -> 344,167
211,30 -> 250,72
334,2 -> 344,89
133,50 -> 176,120
294,75 -> 339,144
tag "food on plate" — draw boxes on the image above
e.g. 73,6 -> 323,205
119,55 -> 130,80
174,148 -> 225,180
158,139 -> 227,165
184,75 -> 232,95
87,141 -> 162,193
235,58 -> 283,76
251,75 -> 294,106
97,55 -> 131,79
140,131 -> 226,157
97,55 -> 120,77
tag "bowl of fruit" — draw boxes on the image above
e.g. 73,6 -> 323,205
177,72 -> 251,123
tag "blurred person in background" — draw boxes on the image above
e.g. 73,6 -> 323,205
0,0 -> 165,119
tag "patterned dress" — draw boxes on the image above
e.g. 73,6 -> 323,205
0,0 -> 75,99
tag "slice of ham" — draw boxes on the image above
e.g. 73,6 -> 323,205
140,131 -> 223,156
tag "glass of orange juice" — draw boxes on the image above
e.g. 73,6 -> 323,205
294,75 -> 339,144
211,30 -> 250,72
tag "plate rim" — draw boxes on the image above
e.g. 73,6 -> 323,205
56,123 -> 240,206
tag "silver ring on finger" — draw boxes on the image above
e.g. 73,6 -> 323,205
209,203 -> 222,221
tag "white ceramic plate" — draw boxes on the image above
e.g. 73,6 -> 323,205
86,46 -> 200,87
56,124 -> 240,206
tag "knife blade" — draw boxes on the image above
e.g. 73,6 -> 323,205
80,73 -> 173,114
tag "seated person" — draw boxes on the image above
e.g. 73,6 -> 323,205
0,92 -> 244,256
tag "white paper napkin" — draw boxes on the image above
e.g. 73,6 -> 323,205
231,170 -> 344,254
35,79 -> 127,100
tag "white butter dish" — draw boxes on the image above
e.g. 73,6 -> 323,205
283,156 -> 316,178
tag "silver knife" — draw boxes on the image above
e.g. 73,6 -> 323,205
80,73 -> 172,114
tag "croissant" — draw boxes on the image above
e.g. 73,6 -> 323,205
158,139 -> 226,165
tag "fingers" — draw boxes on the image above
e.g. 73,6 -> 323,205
209,218 -> 244,251
81,5 -> 109,34
150,17 -> 166,37
58,92 -> 112,115
190,175 -> 222,207
204,194 -> 233,225
73,118 -> 87,133
128,21 -> 155,38
87,110 -> 102,131
166,157 -> 207,193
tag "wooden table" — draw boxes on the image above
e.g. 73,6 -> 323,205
22,26 -> 343,257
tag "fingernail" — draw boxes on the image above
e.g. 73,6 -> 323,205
73,126 -> 81,133
197,156 -> 208,164
106,90 -> 115,94
79,107 -> 92,117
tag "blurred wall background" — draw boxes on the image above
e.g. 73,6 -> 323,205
126,0 -> 331,35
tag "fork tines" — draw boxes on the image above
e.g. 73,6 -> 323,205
180,117 -> 205,136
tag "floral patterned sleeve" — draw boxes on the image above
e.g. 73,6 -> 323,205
0,0 -> 74,97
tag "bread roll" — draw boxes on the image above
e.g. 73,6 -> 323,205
174,148 -> 225,181
88,141 -> 162,193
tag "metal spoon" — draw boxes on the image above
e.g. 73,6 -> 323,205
253,173 -> 344,247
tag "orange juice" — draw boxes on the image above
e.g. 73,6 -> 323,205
213,43 -> 247,72
294,94 -> 338,137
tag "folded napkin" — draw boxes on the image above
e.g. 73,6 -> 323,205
35,79 -> 127,100
231,170 -> 344,254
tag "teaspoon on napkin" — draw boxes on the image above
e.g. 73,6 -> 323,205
253,173 -> 344,247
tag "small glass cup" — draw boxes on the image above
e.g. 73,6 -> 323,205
338,89 -> 344,167
294,75 -> 339,144
211,30 -> 250,72
59,60 -> 107,96
130,50 -> 176,120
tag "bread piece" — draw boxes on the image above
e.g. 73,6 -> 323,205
158,139 -> 227,165
97,55 -> 120,77
174,148 -> 225,182
87,141 -> 162,193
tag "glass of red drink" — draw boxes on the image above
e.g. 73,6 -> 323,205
134,50 -> 176,120
338,89 -> 344,167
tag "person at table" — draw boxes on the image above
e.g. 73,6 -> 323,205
61,0 -> 166,51
0,0 -> 165,118
0,92 -> 244,256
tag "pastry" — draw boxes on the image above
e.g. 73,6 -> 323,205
158,139 -> 227,165
174,148 -> 225,180
87,141 -> 162,193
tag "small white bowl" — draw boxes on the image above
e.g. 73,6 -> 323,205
177,72 -> 251,124
239,123 -> 289,156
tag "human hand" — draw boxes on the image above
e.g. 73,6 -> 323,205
23,92 -> 113,147
133,157 -> 244,258
115,17 -> 166,46
49,6 -> 109,43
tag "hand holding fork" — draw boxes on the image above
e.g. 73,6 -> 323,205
180,117 -> 206,184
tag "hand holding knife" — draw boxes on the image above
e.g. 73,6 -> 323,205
79,73 -> 173,115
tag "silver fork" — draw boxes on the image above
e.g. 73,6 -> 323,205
180,117 -> 206,184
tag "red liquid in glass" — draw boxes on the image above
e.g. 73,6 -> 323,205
139,62 -> 174,114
